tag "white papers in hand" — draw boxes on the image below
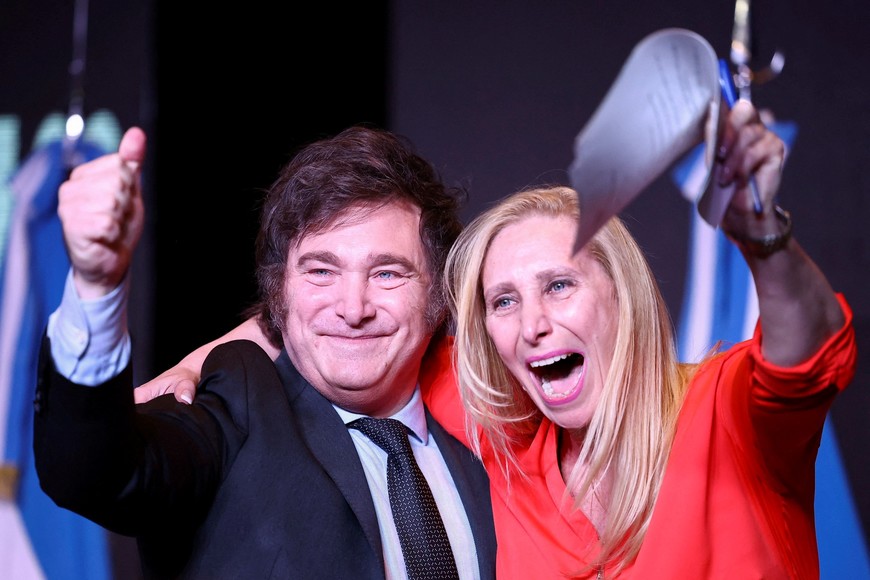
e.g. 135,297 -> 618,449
568,28 -> 721,252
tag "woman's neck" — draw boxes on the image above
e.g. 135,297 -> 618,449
559,426 -> 610,535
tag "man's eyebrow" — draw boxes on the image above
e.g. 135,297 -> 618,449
296,251 -> 418,271
296,250 -> 339,266
369,253 -> 417,271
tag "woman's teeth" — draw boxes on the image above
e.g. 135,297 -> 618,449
530,353 -> 573,368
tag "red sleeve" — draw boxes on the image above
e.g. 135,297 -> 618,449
725,293 -> 857,490
750,293 -> 856,399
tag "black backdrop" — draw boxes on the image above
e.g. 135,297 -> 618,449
150,2 -> 390,374
2,1 -> 867,577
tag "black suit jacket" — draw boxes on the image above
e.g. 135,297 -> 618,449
34,337 -> 496,579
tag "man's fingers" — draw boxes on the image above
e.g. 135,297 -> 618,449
68,152 -> 128,180
65,157 -> 137,202
66,213 -> 123,246
59,179 -> 128,231
57,126 -> 146,299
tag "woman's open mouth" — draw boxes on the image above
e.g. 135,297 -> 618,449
528,352 -> 585,405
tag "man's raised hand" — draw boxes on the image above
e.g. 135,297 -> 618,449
59,126 -> 146,299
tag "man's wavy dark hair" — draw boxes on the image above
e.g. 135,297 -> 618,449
249,125 -> 466,348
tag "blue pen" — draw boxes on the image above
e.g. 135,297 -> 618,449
718,58 -> 764,214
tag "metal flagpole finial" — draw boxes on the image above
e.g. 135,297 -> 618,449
64,0 -> 90,170
729,0 -> 785,101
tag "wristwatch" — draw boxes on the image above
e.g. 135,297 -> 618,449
724,205 -> 792,258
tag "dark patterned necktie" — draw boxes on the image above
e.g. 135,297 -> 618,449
350,417 -> 460,580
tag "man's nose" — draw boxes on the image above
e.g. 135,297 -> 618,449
336,275 -> 376,326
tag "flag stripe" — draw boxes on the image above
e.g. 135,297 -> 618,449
0,140 -> 112,580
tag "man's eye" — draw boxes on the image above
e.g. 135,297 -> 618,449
548,279 -> 572,293
376,271 -> 397,280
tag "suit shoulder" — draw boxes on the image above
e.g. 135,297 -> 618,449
207,339 -> 273,363
202,339 -> 278,383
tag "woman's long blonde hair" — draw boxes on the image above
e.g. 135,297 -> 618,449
445,185 -> 691,572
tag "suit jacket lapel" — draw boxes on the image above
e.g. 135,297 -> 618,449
273,350 -> 385,569
427,412 -> 497,577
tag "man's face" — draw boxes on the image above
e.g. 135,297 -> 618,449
282,201 -> 434,417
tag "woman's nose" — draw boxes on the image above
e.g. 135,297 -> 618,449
520,300 -> 552,344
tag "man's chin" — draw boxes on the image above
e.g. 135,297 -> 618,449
318,368 -> 391,394
320,377 -> 414,416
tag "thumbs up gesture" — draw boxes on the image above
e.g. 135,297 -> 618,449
58,127 -> 146,299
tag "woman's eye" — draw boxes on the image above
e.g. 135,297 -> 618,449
495,297 -> 513,310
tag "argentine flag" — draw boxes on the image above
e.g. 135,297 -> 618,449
672,120 -> 870,579
0,114 -> 120,579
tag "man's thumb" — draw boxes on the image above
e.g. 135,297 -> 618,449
118,126 -> 147,170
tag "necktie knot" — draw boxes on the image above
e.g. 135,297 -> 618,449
350,417 -> 413,458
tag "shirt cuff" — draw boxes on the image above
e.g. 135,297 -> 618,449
47,269 -> 132,386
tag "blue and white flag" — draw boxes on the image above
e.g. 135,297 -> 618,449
0,136 -> 112,580
671,121 -> 870,579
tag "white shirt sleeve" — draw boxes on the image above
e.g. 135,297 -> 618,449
46,269 -> 132,386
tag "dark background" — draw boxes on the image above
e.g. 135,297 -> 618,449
2,0 -> 867,576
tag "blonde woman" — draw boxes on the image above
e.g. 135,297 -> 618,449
438,175 -> 852,577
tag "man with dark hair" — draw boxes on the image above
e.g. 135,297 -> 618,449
33,125 -> 496,579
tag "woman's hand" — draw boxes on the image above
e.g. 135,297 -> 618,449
134,316 -> 280,404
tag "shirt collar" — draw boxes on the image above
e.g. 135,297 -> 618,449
334,385 -> 429,444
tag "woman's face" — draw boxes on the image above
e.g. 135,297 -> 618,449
481,214 -> 618,429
